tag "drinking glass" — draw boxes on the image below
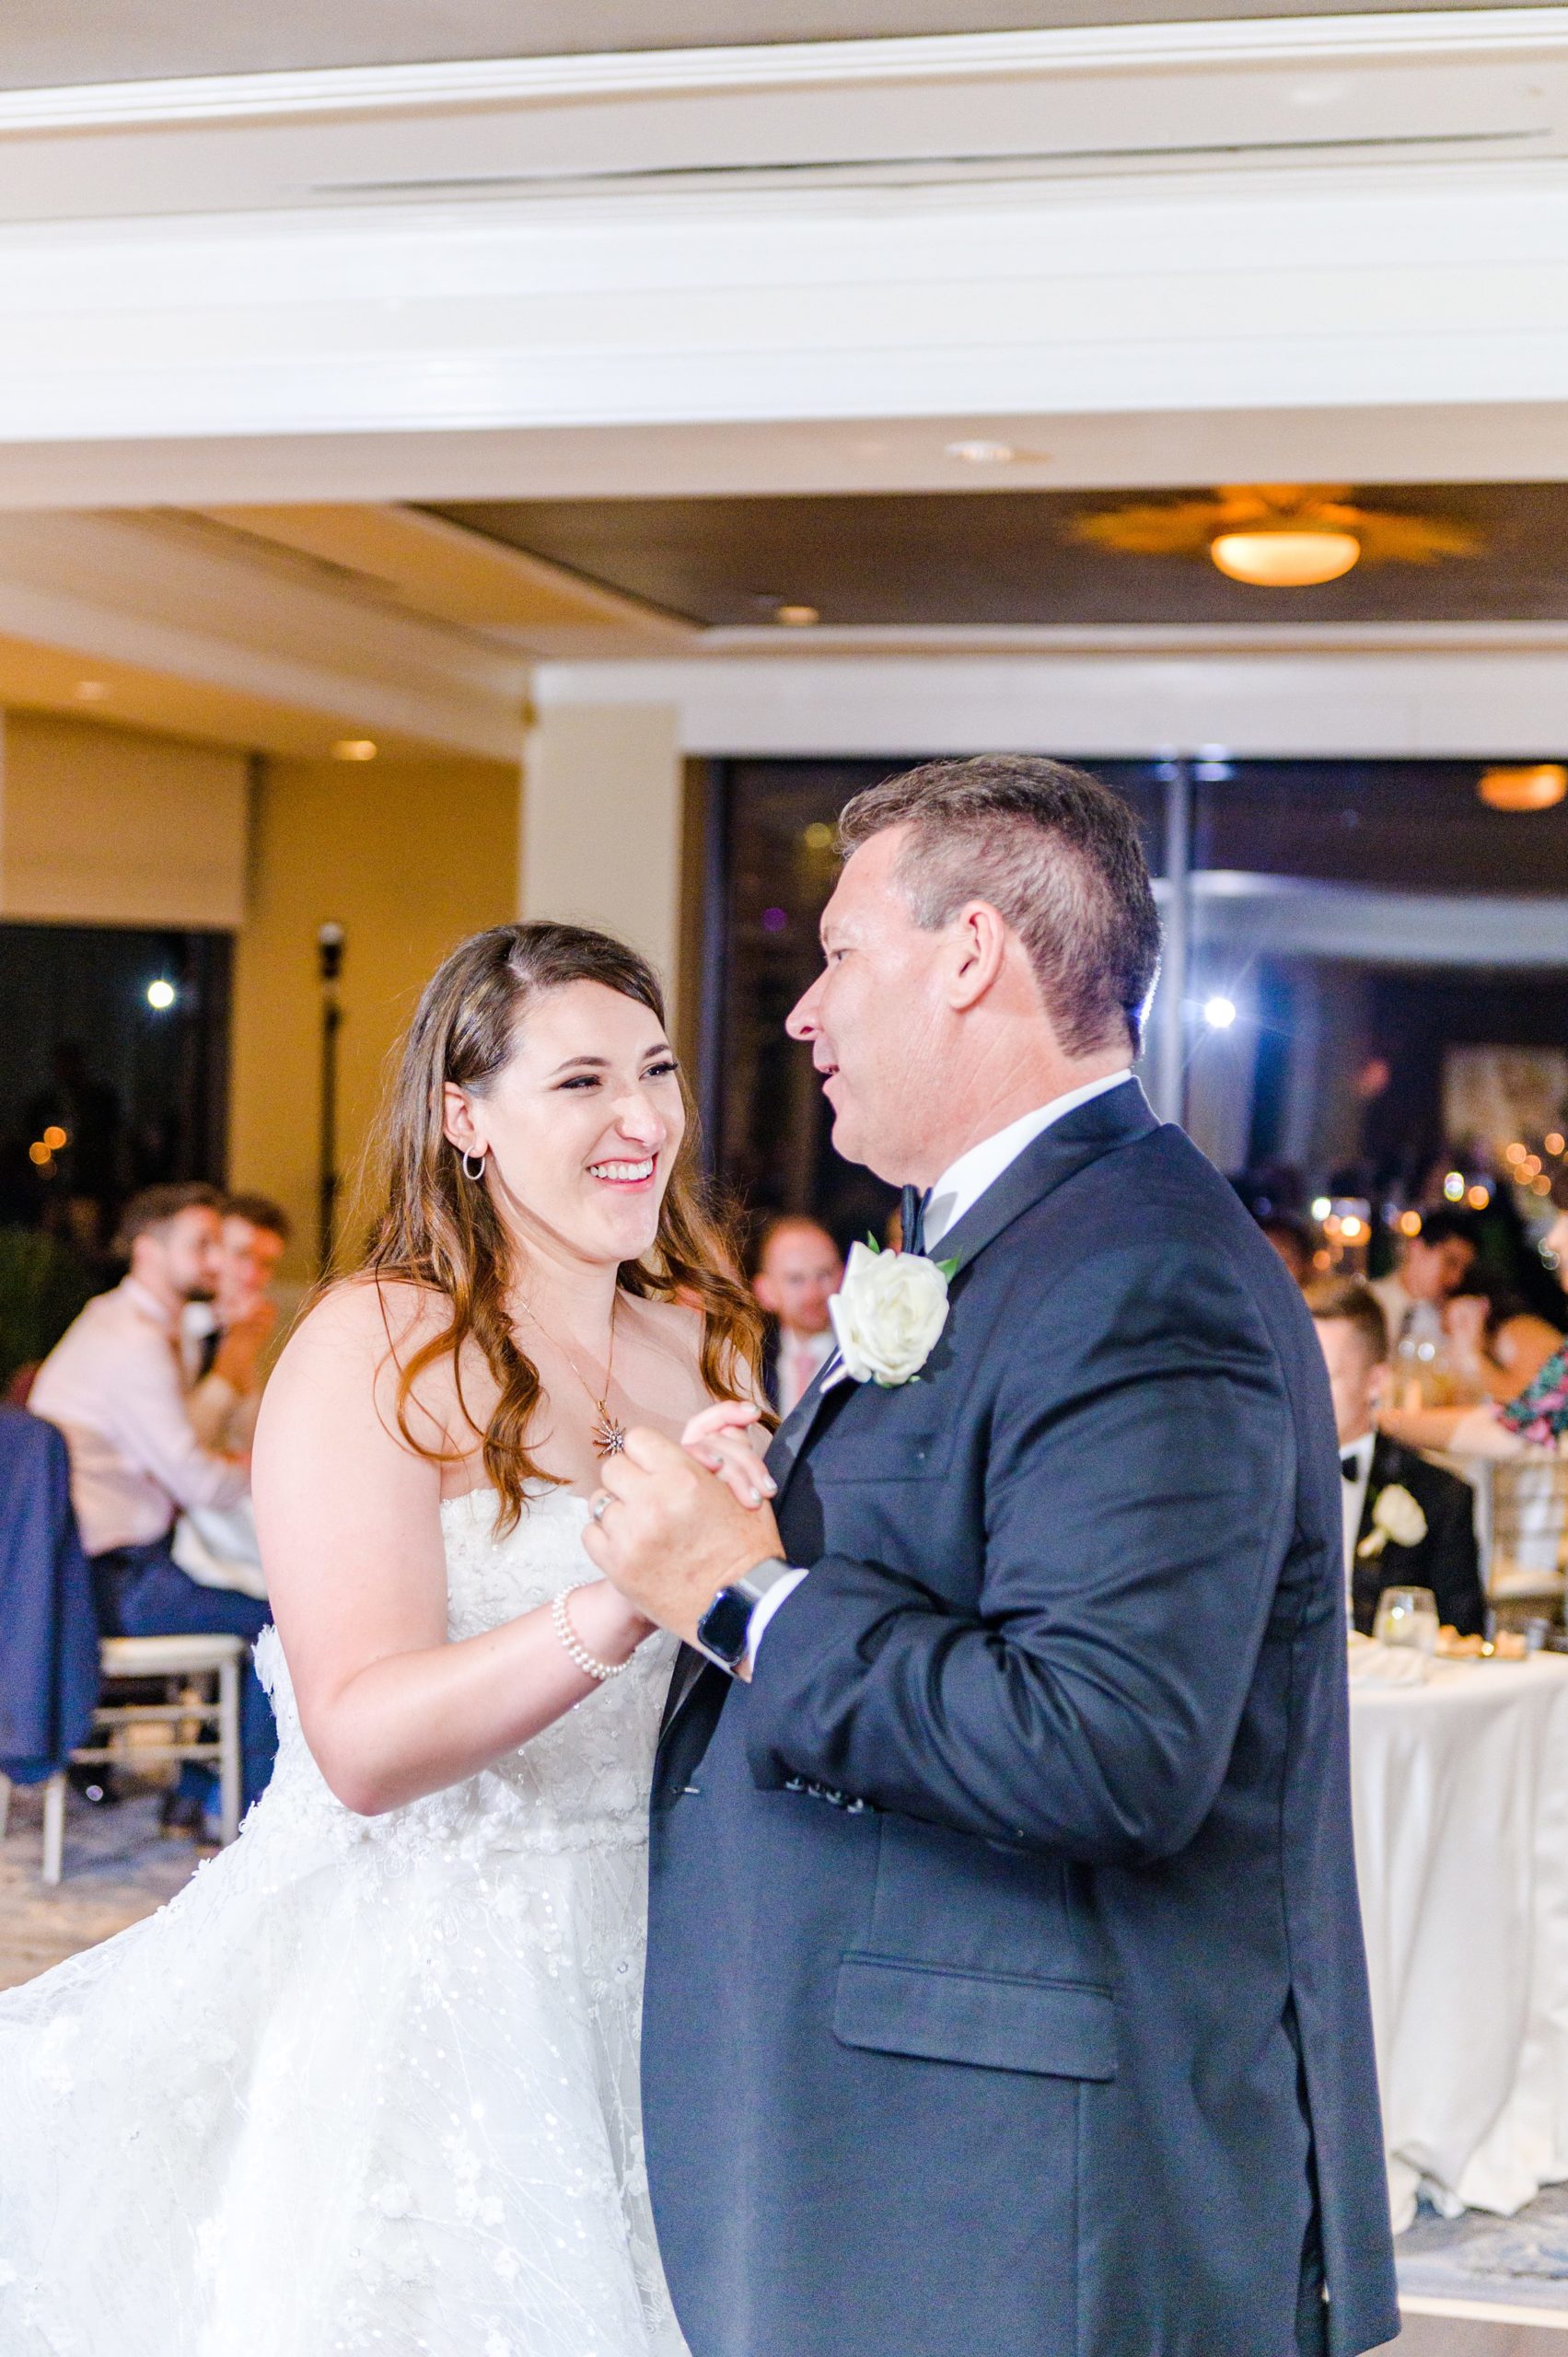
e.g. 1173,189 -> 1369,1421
1372,1586 -> 1440,1655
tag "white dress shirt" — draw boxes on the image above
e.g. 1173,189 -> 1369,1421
29,1276 -> 249,1556
747,1068 -> 1136,1664
1340,1430 -> 1375,1606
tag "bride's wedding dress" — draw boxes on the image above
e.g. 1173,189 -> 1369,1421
0,1485 -> 686,2357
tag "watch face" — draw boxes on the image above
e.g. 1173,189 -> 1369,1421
697,1585 -> 753,1667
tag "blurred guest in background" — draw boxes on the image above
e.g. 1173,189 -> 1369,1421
1256,1210 -> 1316,1288
186,1192 -> 291,1454
1369,1206 -> 1478,1348
1381,1181 -> 1568,1462
753,1213 -> 842,1415
29,1182 -> 276,1829
173,1193 -> 290,1609
1441,1276 -> 1562,1407
1309,1275 -> 1486,1638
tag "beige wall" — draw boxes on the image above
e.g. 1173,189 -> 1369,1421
523,702 -> 684,1022
0,711 -> 249,925
228,752 -> 521,1277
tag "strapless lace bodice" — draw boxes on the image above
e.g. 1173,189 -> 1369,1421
0,1480 -> 688,2357
253,1483 -> 678,1864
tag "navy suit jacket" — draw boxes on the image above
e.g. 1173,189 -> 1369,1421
0,1407 -> 99,1783
644,1083 -> 1399,2357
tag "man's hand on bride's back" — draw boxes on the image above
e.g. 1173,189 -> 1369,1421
679,1400 -> 776,1512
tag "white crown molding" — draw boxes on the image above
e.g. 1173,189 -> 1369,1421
0,160 -> 1566,466
532,644 -> 1568,761
0,14 -> 1562,499
2,10 -> 1566,134
697,619 -> 1568,657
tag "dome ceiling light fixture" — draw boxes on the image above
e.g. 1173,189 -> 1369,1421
1070,484 -> 1481,589
1478,762 -> 1568,813
1210,528 -> 1361,588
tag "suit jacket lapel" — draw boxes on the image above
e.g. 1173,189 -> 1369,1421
764,1353 -> 841,1498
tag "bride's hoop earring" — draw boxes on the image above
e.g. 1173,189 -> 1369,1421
460,1148 -> 488,1182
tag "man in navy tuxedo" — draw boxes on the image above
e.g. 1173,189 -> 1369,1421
587,756 -> 1400,2357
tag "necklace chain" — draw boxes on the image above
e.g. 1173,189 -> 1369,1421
536,1288 -> 627,1459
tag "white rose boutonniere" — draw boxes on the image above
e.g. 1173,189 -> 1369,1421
1356,1482 -> 1428,1560
829,1239 -> 952,1388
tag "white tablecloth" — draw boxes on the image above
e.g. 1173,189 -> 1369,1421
1350,1654 -> 1568,2230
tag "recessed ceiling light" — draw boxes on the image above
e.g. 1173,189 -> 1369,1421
1210,528 -> 1361,587
1477,762 -> 1567,812
331,737 -> 378,761
774,604 -> 819,628
946,439 -> 1017,465
145,978 -> 177,1011
73,679 -> 106,702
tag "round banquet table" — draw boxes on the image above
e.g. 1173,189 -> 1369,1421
1349,1653 -> 1568,2232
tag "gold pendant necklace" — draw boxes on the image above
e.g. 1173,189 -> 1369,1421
546,1289 -> 627,1458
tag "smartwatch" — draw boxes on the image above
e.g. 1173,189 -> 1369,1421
696,1557 -> 795,1672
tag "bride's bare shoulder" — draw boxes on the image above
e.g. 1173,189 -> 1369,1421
273,1273 -> 454,1385
261,1275 -> 464,1471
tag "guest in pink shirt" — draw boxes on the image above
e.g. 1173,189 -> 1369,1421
30,1184 -> 276,1828
754,1215 -> 843,1418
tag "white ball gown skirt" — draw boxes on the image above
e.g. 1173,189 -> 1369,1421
0,1487 -> 689,2357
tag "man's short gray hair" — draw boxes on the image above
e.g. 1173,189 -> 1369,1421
836,755 -> 1163,1056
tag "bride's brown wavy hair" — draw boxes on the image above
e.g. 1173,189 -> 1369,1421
356,920 -> 766,1531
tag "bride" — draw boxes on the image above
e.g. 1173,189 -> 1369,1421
0,920 -> 773,2357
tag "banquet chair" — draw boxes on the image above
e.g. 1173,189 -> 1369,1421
0,1631 -> 245,1886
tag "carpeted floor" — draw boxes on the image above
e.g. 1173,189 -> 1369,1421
0,1777 -> 202,1991
1399,2189 -> 1568,2319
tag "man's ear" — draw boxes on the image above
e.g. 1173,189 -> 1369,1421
753,1271 -> 782,1317
945,900 -> 1009,1012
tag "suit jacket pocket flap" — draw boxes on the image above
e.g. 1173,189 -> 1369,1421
833,1954 -> 1116,2081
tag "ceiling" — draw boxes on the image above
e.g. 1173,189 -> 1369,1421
0,1 -> 1535,91
431,482 -> 1568,629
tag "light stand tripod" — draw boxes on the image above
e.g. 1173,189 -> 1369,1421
317,922 -> 344,1270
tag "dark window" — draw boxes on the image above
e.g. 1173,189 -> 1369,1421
0,923 -> 231,1266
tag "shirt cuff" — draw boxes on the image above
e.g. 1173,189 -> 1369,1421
743,1569 -> 808,1670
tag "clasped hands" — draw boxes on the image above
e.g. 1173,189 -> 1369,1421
580,1402 -> 783,1651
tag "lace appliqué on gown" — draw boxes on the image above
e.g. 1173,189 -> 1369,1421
0,1486 -> 686,2357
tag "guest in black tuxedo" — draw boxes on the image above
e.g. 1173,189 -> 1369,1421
588,756 -> 1399,2357
753,1214 -> 842,1416
1308,1275 -> 1486,1638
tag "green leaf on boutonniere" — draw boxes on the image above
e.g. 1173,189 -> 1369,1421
935,1257 -> 958,1281
865,1232 -> 881,1253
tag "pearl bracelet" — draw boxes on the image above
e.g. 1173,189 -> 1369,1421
551,1582 -> 628,1684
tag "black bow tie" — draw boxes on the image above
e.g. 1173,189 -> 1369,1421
1342,1451 -> 1365,1483
900,1184 -> 928,1259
